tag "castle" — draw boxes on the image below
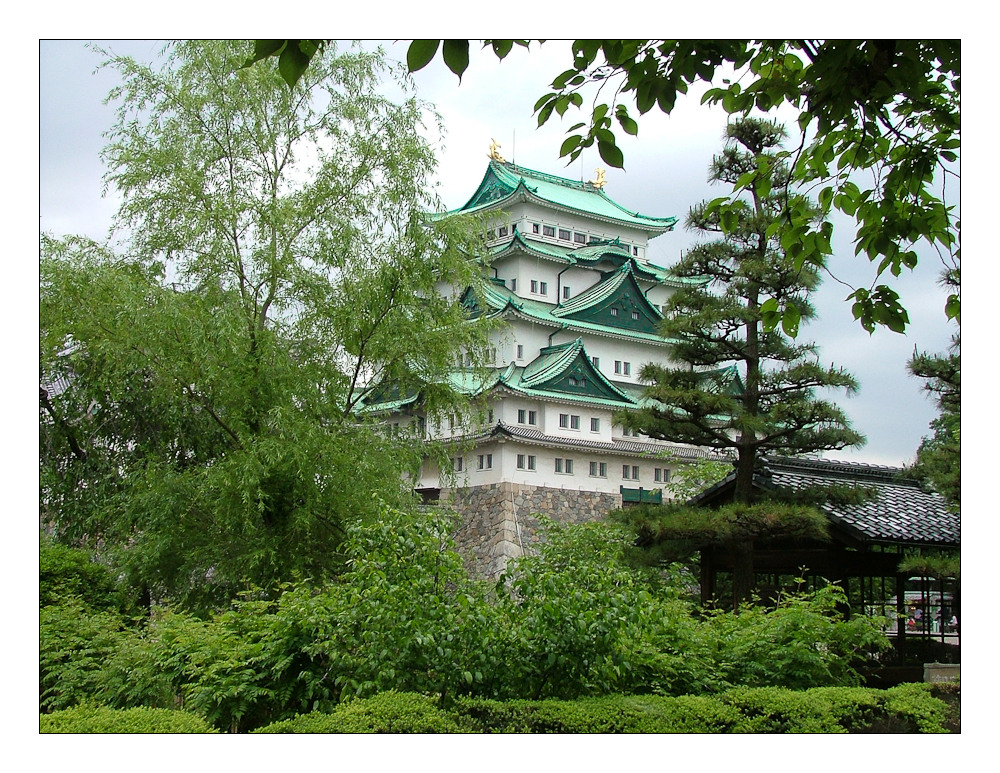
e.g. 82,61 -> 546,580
364,150 -> 736,576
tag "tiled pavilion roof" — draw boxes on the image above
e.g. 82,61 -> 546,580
693,456 -> 960,548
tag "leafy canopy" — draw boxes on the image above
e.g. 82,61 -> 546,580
40,40 -> 493,613
400,39 -> 959,335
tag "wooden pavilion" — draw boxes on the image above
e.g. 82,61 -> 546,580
689,456 -> 960,671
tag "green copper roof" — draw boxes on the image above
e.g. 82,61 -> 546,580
450,160 -> 677,234
552,263 -> 664,335
488,229 -> 703,288
460,275 -> 673,346
518,338 -> 634,403
361,338 -> 638,413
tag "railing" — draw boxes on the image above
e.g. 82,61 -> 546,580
620,486 -> 662,504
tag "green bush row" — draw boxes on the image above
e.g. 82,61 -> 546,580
40,705 -> 218,734
251,684 -> 952,734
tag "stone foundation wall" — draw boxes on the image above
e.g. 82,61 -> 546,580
443,482 -> 622,578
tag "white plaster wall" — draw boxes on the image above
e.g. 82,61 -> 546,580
503,201 -> 658,254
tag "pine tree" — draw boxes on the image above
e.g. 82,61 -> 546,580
620,118 -> 865,605
907,269 -> 960,506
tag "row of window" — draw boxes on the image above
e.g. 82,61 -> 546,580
513,278 -> 573,300
528,222 -> 642,257
456,453 -> 670,482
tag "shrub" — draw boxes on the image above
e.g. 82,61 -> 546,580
454,694 -> 743,733
39,536 -> 121,611
882,683 -> 952,734
39,600 -> 128,712
700,583 -> 890,690
40,705 -> 218,733
252,692 -> 469,733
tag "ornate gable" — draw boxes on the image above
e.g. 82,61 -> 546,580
554,263 -> 663,335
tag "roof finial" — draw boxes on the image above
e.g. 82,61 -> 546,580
589,167 -> 607,189
488,138 -> 506,163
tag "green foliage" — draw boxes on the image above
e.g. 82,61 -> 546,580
700,583 -> 890,690
252,691 -> 470,733
621,118 -> 863,525
39,536 -> 122,611
495,519 -> 671,699
39,600 -> 129,712
658,452 -> 732,502
89,503 -> 505,732
453,693 -> 743,733
39,510 -> 898,729
40,705 -> 218,734
882,683 -> 953,734
241,39 -> 325,87
40,40 -> 493,613
898,553 -> 959,580
906,273 -> 960,505
396,39 -> 959,333
619,501 -> 830,550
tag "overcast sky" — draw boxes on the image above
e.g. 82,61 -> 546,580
39,39 -> 959,468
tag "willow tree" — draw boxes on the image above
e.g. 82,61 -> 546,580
40,41 -> 491,613
620,118 -> 864,605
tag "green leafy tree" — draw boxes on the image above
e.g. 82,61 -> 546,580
39,40 -> 492,613
907,269 -> 960,505
618,118 -> 863,605
390,38 -> 960,334
623,118 -> 864,498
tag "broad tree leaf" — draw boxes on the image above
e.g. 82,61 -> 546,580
597,139 -> 624,169
407,40 -> 440,73
441,40 -> 471,80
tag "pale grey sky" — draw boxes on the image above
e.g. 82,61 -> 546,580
39,39 -> 959,468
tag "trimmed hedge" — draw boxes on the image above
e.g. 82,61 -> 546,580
252,691 -> 472,734
251,684 -> 953,734
40,705 -> 218,734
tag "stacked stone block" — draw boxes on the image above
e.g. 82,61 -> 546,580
444,482 -> 622,578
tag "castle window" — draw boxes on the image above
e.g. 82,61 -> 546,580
478,453 -> 493,470
574,232 -> 587,244
589,461 -> 608,477
516,344 -> 524,359
539,281 -> 548,294
543,224 -> 556,237
563,285 -> 571,299
559,228 -> 571,240
610,308 -> 618,317
517,454 -> 536,471
453,457 -> 464,472
529,410 -> 537,425
631,311 -> 640,320
555,458 -> 574,474
591,356 -> 600,368
654,467 -> 670,483
633,246 -> 639,256
622,464 -> 639,480
623,362 -> 631,376
498,225 -> 509,237
590,417 -> 600,432
532,222 -> 540,234
509,278 -> 516,292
